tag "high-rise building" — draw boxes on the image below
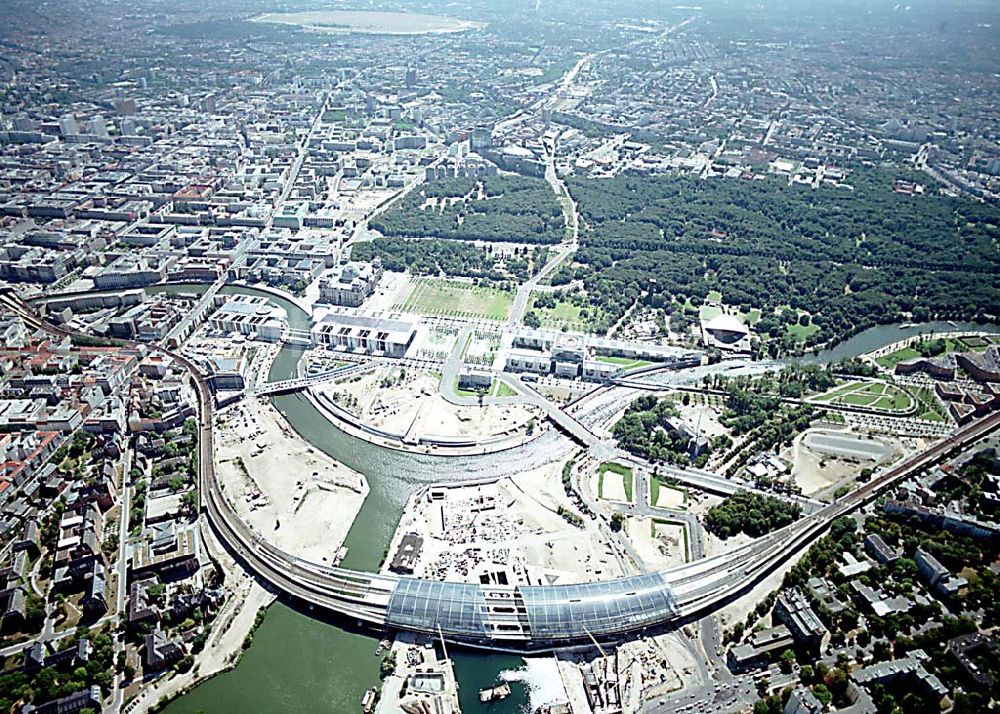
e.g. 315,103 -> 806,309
58,113 -> 79,136
405,67 -> 417,87
471,125 -> 493,151
89,115 -> 108,137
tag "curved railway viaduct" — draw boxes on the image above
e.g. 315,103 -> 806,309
3,288 -> 998,649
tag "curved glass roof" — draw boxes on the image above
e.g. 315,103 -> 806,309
519,572 -> 677,639
385,572 -> 677,641
385,579 -> 490,639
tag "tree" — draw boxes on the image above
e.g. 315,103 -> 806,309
148,583 -> 166,605
181,490 -> 199,515
704,490 -> 802,539
799,664 -> 814,684
779,648 -> 796,673
872,639 -> 892,662
811,684 -> 832,706
610,513 -> 624,532
379,651 -> 397,679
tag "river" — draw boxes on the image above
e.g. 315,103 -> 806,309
156,285 -> 997,713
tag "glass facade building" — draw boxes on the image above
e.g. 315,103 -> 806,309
384,572 -> 677,643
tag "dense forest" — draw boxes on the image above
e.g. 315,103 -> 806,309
351,237 -> 544,283
704,490 -> 803,538
369,174 -> 564,245
565,168 -> 1000,348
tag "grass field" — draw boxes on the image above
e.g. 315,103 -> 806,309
452,376 -> 519,398
875,346 -> 921,369
400,279 -> 513,320
649,477 -> 689,508
598,462 -> 634,502
875,335 -> 994,369
786,322 -> 820,342
596,355 -> 653,370
530,297 -> 603,332
813,380 -> 914,411
698,304 -> 723,321
696,302 -> 762,327
489,380 -> 518,398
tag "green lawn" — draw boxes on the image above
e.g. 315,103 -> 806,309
595,355 -> 653,370
698,304 -> 723,321
696,302 -> 761,328
489,380 -> 518,398
878,336 -> 992,369
875,346 -> 921,370
813,381 -> 913,412
400,279 -> 513,320
649,477 -> 689,509
706,290 -> 723,302
786,322 -> 820,342
598,462 -> 634,502
530,297 -> 603,332
451,376 -> 517,399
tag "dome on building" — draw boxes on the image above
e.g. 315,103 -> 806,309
703,313 -> 749,344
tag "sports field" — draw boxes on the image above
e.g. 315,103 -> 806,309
398,279 -> 513,320
813,381 -> 913,411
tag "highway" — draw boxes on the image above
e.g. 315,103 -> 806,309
3,288 -> 998,650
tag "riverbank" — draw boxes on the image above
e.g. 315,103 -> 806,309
214,397 -> 368,563
305,383 -> 547,457
165,286 -> 1000,714
132,522 -> 276,714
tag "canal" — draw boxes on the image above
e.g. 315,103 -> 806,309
156,286 -> 998,714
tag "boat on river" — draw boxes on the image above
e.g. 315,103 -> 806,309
479,683 -> 512,702
361,687 -> 377,713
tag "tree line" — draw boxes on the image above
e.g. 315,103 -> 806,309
564,167 -> 999,349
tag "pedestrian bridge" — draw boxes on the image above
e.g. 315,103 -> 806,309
283,328 -> 312,346
250,362 -> 375,397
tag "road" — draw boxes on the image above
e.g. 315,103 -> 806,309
107,447 -> 134,714
504,62 -> 584,333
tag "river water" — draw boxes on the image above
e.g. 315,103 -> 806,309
157,287 -> 998,714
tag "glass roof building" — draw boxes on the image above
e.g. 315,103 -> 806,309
384,572 -> 678,644
385,579 -> 492,640
519,572 -> 678,639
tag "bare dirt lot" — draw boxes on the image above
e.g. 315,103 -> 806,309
214,398 -> 367,563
